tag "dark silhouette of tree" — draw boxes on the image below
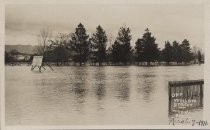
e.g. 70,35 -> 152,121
197,50 -> 202,64
5,51 -> 13,63
141,28 -> 159,66
180,39 -> 193,63
172,41 -> 182,64
110,41 -> 120,63
110,26 -> 132,65
69,23 -> 90,66
162,41 -> 173,65
129,48 -> 135,64
158,51 -> 164,63
117,26 -> 132,64
90,25 -> 107,66
10,49 -> 20,55
48,33 -> 70,66
134,38 -> 144,65
201,51 -> 204,63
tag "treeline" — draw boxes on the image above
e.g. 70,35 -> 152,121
5,49 -> 33,63
5,23 -> 204,66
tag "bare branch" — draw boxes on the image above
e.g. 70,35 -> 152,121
35,27 -> 51,55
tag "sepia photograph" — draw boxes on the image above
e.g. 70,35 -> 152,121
3,0 -> 210,129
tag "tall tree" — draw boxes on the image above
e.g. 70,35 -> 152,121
111,26 -> 132,65
134,38 -> 144,65
162,41 -> 173,65
70,23 -> 90,66
197,50 -> 202,64
48,33 -> 70,66
110,40 -> 121,63
90,25 -> 107,66
141,28 -> 159,66
172,41 -> 182,64
180,39 -> 193,63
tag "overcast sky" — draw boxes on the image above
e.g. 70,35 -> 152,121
5,3 -> 204,49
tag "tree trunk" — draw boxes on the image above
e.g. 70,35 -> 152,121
79,52 -> 82,66
147,61 -> 150,66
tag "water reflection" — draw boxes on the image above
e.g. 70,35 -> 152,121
6,65 -> 204,125
137,73 -> 156,103
72,67 -> 88,103
114,72 -> 130,101
34,78 -> 55,101
94,67 -> 106,100
70,67 -> 89,114
95,84 -> 105,100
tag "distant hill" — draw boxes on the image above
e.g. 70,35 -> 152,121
5,45 -> 38,54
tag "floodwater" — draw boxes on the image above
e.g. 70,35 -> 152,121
6,65 -> 204,125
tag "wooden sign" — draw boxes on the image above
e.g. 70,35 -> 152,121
32,56 -> 43,67
31,56 -> 43,71
31,56 -> 53,72
168,80 -> 204,115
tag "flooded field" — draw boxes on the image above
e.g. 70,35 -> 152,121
6,65 -> 204,125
